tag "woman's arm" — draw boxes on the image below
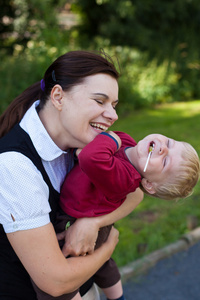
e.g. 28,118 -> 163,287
61,188 -> 143,257
7,222 -> 119,297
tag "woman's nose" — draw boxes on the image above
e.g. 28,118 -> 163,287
103,106 -> 118,122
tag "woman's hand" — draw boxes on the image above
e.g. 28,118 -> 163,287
59,217 -> 100,257
99,226 -> 119,260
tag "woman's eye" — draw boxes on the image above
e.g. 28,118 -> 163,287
112,102 -> 119,110
94,99 -> 103,105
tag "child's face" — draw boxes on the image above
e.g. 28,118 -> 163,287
135,134 -> 184,186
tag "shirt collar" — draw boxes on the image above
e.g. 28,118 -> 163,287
20,100 -> 67,161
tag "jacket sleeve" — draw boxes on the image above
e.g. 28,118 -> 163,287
78,132 -> 139,202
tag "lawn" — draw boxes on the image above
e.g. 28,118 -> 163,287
111,100 -> 200,267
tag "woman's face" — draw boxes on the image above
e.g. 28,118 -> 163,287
59,73 -> 119,149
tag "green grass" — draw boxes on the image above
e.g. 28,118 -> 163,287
110,100 -> 200,267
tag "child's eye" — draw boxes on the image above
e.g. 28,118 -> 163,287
163,156 -> 167,167
167,139 -> 170,147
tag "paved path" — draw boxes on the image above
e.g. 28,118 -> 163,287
100,228 -> 200,300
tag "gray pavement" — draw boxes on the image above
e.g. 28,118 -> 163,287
100,227 -> 200,300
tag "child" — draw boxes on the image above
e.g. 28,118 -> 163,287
32,131 -> 200,300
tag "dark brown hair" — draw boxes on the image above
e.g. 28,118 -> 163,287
0,50 -> 119,138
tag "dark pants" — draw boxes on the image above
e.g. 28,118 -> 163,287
32,211 -> 120,299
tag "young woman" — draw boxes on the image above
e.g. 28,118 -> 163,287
0,50 -> 143,299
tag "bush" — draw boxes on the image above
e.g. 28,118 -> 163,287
1,44 -> 200,115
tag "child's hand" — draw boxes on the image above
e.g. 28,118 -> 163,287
107,131 -> 122,149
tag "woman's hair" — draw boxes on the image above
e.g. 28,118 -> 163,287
141,142 -> 200,201
0,50 -> 119,138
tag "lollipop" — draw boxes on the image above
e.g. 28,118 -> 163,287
143,143 -> 154,172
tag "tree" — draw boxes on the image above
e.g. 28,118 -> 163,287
0,0 -> 65,53
73,0 -> 200,61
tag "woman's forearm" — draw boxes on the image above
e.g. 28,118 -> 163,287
59,227 -> 119,295
7,223 -> 119,297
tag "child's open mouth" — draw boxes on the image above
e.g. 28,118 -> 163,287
149,141 -> 155,153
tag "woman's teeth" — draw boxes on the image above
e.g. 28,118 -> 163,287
90,123 -> 108,131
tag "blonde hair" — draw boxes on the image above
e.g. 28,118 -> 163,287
141,142 -> 200,201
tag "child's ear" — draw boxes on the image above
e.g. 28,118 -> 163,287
141,178 -> 156,194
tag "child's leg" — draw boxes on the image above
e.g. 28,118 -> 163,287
93,258 -> 126,300
101,279 -> 123,300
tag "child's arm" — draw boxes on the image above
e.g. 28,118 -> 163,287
75,131 -> 121,157
106,131 -> 122,149
78,131 -> 140,201
61,188 -> 143,257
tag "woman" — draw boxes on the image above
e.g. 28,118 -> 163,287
0,50 -> 143,299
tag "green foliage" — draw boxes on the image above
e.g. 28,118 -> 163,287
73,0 -> 200,59
116,48 -> 176,112
71,0 -> 200,105
0,0 -> 68,53
0,43 -> 74,113
105,46 -> 200,113
1,0 -> 200,106
1,44 -> 200,115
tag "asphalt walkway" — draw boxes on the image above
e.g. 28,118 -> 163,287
100,227 -> 200,300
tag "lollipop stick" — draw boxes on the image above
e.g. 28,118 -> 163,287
143,151 -> 152,172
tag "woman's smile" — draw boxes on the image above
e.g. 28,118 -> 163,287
90,122 -> 109,132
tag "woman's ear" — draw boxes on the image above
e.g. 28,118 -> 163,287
141,178 -> 156,195
51,85 -> 64,111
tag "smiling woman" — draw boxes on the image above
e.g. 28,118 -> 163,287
0,50 -> 145,300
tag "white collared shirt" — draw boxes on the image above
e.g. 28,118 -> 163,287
0,101 -> 74,233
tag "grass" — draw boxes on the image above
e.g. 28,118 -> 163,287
110,100 -> 200,267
